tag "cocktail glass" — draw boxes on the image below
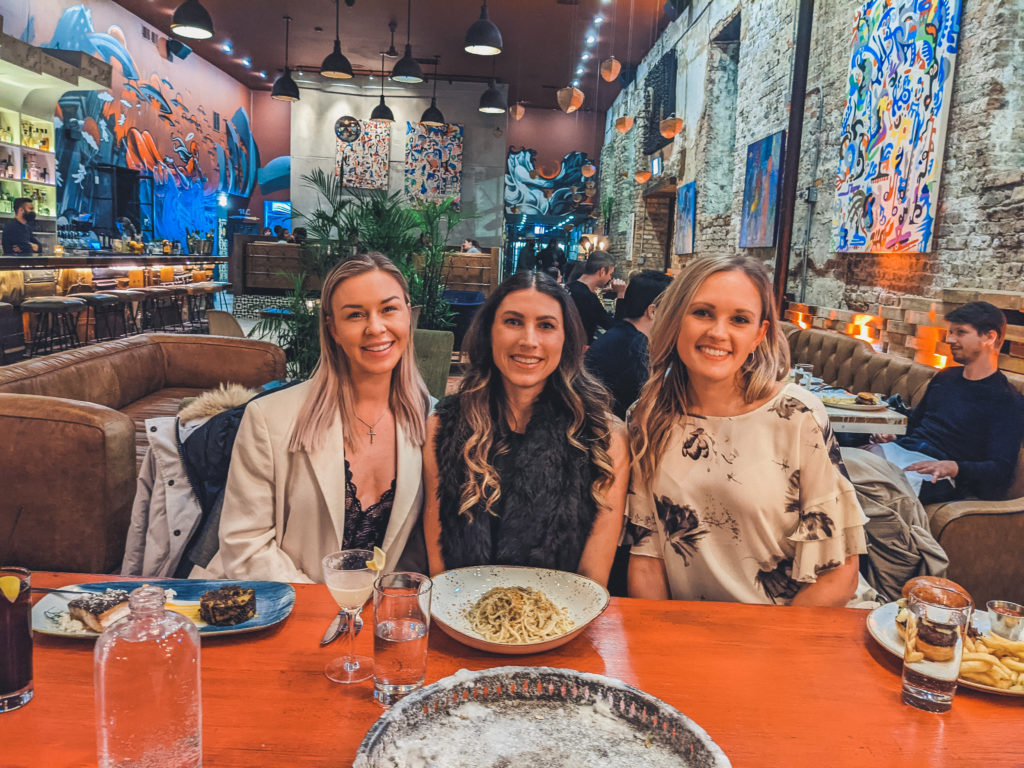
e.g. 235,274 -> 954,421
1,567 -> 33,712
901,583 -> 972,712
322,550 -> 376,684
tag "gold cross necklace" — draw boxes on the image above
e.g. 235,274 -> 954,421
353,410 -> 387,444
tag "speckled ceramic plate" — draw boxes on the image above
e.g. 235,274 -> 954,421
430,566 -> 609,655
354,666 -> 731,768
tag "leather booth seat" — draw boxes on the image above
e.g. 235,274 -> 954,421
783,323 -> 1024,603
0,333 -> 286,573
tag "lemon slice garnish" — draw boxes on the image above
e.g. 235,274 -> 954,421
0,575 -> 22,603
366,546 -> 386,572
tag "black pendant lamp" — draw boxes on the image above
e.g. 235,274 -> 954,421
391,0 -> 424,83
171,0 -> 214,40
370,54 -> 394,121
420,58 -> 445,126
320,0 -> 353,78
464,0 -> 502,56
271,16 -> 300,102
478,79 -> 506,114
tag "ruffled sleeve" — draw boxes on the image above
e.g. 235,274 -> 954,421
626,482 -> 662,559
788,400 -> 868,583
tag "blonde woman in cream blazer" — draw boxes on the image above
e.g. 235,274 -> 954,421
200,253 -> 431,583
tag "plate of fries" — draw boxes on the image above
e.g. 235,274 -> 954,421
866,602 -> 1024,695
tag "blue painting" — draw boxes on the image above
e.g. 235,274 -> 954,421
674,181 -> 696,255
504,148 -> 596,216
739,131 -> 784,248
832,0 -> 962,253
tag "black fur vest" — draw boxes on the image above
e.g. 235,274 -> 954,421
433,390 -> 600,572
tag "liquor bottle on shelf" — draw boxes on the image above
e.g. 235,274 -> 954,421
40,133 -> 50,152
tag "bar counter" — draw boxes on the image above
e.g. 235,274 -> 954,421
0,253 -> 227,269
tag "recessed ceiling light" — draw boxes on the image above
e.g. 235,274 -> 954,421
594,15 -> 604,24
571,78 -> 580,87
241,57 -> 252,68
257,71 -> 266,79
221,41 -> 232,54
586,34 -> 596,45
581,52 -> 591,61
575,67 -> 584,75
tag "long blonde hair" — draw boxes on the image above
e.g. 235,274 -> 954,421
454,271 -> 615,519
629,255 -> 789,488
289,253 -> 430,453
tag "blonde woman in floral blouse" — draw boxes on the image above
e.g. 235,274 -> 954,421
627,255 -> 867,606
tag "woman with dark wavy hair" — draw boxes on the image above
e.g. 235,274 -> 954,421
423,271 -> 629,586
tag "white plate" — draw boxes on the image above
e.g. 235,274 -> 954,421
430,566 -> 609,655
821,398 -> 889,411
865,601 -> 1021,696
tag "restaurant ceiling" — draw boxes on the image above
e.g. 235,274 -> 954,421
115,0 -> 668,113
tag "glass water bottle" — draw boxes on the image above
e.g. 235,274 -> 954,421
94,585 -> 202,768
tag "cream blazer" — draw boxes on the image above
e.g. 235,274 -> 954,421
199,380 -> 426,583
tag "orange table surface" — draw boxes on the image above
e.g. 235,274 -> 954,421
3,572 -> 1022,767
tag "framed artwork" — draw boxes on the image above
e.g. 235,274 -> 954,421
404,122 -> 463,203
739,131 -> 785,248
832,0 -> 963,253
674,181 -> 696,255
336,119 -> 390,190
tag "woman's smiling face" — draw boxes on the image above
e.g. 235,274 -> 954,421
490,288 -> 565,398
327,269 -> 411,379
675,269 -> 769,390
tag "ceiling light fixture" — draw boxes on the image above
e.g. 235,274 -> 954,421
320,0 -> 353,78
271,16 -> 300,102
370,52 -> 394,121
171,0 -> 214,40
220,41 -> 232,54
421,57 -> 445,125
391,0 -> 424,83
241,56 -> 252,68
478,79 -> 507,114
464,0 -> 503,56
586,34 -> 597,45
384,19 -> 399,58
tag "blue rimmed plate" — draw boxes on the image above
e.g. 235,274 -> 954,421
32,579 -> 295,639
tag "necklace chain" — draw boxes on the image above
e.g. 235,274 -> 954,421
354,410 -> 387,444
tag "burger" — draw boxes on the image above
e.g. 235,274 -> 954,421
855,392 -> 879,406
895,576 -> 973,662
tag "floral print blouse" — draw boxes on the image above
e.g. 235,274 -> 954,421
628,383 -> 868,604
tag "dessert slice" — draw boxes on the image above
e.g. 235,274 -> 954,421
68,589 -> 130,632
199,586 -> 256,626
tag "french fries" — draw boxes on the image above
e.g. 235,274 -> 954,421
960,634 -> 1024,692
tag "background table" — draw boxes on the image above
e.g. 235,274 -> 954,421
5,572 -> 1021,767
824,403 -> 907,435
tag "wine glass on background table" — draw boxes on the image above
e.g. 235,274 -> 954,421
322,550 -> 376,684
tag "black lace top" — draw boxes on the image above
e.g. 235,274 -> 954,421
341,459 -> 396,550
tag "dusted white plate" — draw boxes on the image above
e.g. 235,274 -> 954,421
430,566 -> 609,655
865,601 -> 1021,696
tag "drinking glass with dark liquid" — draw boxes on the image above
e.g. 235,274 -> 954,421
0,567 -> 33,712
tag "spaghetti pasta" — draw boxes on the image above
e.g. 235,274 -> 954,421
465,586 -> 574,644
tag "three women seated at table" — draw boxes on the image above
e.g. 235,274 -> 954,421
212,252 -> 865,607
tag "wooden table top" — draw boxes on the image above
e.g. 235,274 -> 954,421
5,572 -> 1021,767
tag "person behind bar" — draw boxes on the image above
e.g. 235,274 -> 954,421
2,198 -> 41,255
627,255 -> 867,606
868,301 -> 1024,504
567,251 -> 626,345
205,253 -> 432,582
423,271 -> 629,587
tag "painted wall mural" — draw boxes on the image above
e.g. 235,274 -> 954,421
404,122 -> 462,204
5,1 -> 276,244
832,0 -> 962,253
504,148 -> 596,217
336,119 -> 390,190
674,181 -> 696,255
739,130 -> 785,248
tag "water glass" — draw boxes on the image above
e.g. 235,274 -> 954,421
794,363 -> 814,388
372,572 -> 432,708
901,583 -> 972,712
0,566 -> 33,712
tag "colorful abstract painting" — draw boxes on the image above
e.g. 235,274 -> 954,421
674,181 -> 696,255
336,120 -> 390,190
404,122 -> 462,204
504,148 -> 596,216
832,0 -> 962,253
739,131 -> 785,248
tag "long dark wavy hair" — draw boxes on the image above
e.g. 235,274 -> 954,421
454,271 -> 615,519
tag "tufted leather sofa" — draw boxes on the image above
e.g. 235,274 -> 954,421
0,334 -> 286,573
783,323 -> 1024,603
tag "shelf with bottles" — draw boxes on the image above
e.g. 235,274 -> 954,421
19,115 -> 54,153
20,148 -> 55,185
0,180 -> 21,215
0,143 -> 20,182
21,182 -> 56,218
0,107 -> 20,147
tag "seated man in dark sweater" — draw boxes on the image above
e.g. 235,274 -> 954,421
566,251 -> 626,344
871,301 -> 1024,504
584,270 -> 672,418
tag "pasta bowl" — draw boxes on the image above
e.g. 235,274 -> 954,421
430,565 -> 610,655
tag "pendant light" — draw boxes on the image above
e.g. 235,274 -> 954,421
509,102 -> 525,121
614,115 -> 634,134
271,16 -> 300,102
391,0 -> 424,83
320,0 -> 353,79
171,0 -> 214,40
370,53 -> 394,121
421,58 -> 445,126
464,0 -> 503,56
557,86 -> 584,114
479,80 -> 506,114
659,115 -> 683,139
600,56 -> 622,83
581,162 -> 596,178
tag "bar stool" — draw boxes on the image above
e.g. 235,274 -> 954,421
165,284 -> 191,332
74,292 -> 123,342
0,301 -> 22,364
95,289 -> 145,336
185,282 -> 214,331
209,281 -> 232,311
136,286 -> 175,331
21,296 -> 88,356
